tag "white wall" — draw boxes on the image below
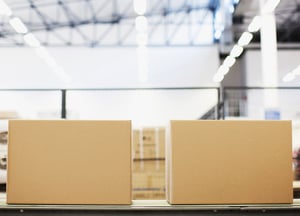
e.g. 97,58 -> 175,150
245,49 -> 300,87
66,89 -> 218,127
0,46 -> 220,126
244,49 -> 300,149
0,46 -> 220,88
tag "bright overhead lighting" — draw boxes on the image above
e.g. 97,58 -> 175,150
230,45 -> 244,58
248,16 -> 261,32
133,0 -> 147,15
262,0 -> 280,14
223,56 -> 236,68
9,17 -> 28,34
23,33 -> 41,47
135,16 -> 148,32
218,65 -> 230,75
0,0 -> 12,16
35,46 -> 50,60
214,30 -> 222,40
292,65 -> 300,75
213,72 -> 224,83
52,66 -> 72,84
136,33 -> 148,46
237,32 -> 253,46
282,73 -> 295,82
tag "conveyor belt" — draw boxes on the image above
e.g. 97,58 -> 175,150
1,197 -> 300,216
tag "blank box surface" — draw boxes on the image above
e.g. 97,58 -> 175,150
167,120 -> 293,204
7,120 -> 132,205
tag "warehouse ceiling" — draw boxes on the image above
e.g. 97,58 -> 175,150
0,0 -> 299,47
0,0 -> 220,47
233,0 -> 300,43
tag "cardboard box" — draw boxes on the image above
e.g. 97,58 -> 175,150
7,120 -> 132,205
133,189 -> 165,200
133,160 -> 165,173
167,120 -> 293,204
132,160 -> 166,200
133,128 -> 165,159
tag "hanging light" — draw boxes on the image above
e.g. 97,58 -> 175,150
133,0 -> 147,15
9,17 -> 28,34
237,32 -> 253,46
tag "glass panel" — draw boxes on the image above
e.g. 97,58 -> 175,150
0,90 -> 62,120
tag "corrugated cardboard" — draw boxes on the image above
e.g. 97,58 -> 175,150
132,160 -> 166,200
133,160 -> 165,173
7,120 -> 132,205
167,120 -> 293,204
133,128 -> 165,159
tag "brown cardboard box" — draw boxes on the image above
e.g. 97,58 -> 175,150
7,120 -> 132,204
133,128 -> 165,159
167,120 -> 293,204
133,160 -> 165,173
133,189 -> 165,200
132,160 -> 166,200
132,172 -> 165,200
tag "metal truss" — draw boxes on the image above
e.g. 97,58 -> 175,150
275,0 -> 300,42
233,0 -> 300,44
0,0 -> 220,47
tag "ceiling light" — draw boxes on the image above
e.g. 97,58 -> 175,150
136,33 -> 148,46
262,0 -> 280,14
23,33 -> 41,47
133,0 -> 147,15
282,73 -> 295,82
0,0 -> 12,16
213,72 -> 224,83
237,32 -> 253,46
292,65 -> 300,75
9,17 -> 28,34
230,45 -> 243,58
223,56 -> 236,68
135,16 -> 148,32
218,65 -> 230,75
35,47 -> 50,60
248,16 -> 261,32
214,30 -> 222,40
52,66 -> 72,84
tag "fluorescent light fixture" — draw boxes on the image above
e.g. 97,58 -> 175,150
230,44 -> 243,58
218,65 -> 230,75
52,66 -> 72,84
0,0 -> 12,16
213,72 -> 224,83
35,46 -> 50,60
282,73 -> 295,82
45,56 -> 58,68
9,17 -> 28,34
214,29 -> 222,40
238,31 -> 253,46
23,33 -> 40,47
133,0 -> 147,15
135,16 -> 148,32
223,56 -> 236,68
292,65 -> 300,75
262,0 -> 280,14
136,32 -> 148,46
248,16 -> 261,32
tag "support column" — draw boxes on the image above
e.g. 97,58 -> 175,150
260,0 -> 280,119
